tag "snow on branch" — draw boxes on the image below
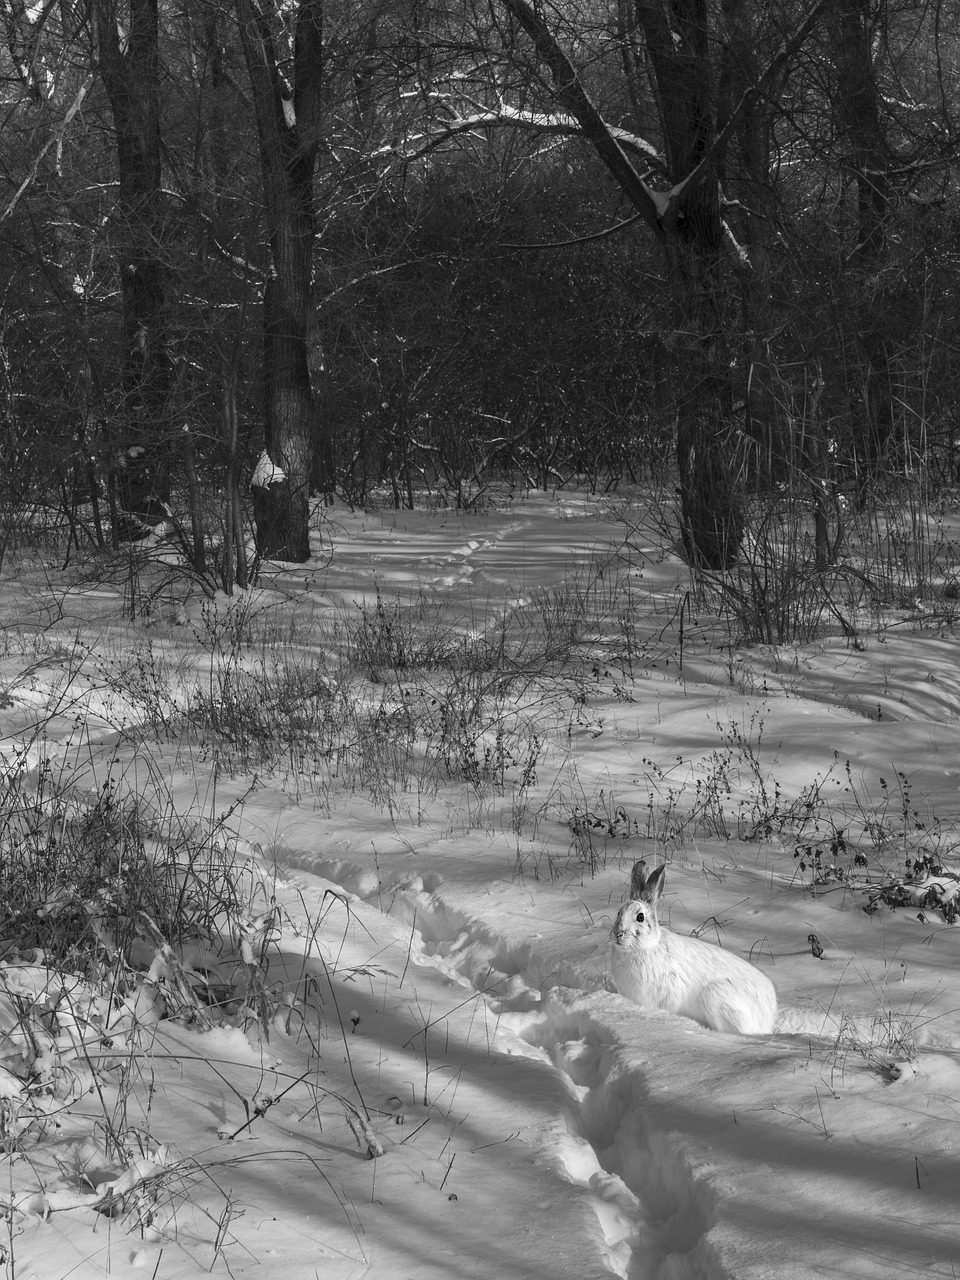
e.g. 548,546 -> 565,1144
661,0 -> 833,224
373,101 -> 662,169
494,0 -> 668,234
722,220 -> 753,273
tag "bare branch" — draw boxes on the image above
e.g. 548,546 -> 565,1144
374,103 -> 662,169
662,0 -> 833,223
500,211 -> 646,250
0,72 -> 94,227
494,0 -> 667,236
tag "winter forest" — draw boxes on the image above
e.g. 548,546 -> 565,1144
4,2 -> 960,1279
3,0 -> 959,562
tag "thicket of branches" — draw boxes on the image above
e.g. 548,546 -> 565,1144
1,0 -> 959,576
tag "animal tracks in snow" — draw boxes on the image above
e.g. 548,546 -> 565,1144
289,856 -> 960,1280
321,868 -> 724,1280
322,504 -> 607,605
505,1004 -> 714,1280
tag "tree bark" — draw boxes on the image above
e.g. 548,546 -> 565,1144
642,0 -> 745,566
832,0 -> 894,482
499,0 -> 742,567
94,0 -> 171,531
236,0 -> 325,563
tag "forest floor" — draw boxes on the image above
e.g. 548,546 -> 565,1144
1,488 -> 960,1279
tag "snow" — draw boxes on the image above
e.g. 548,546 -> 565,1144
1,490 -> 960,1278
375,104 -> 662,167
251,450 -> 287,488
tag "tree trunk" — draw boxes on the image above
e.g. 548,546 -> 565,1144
832,0 -> 893,483
251,263 -> 314,562
648,0 -> 743,567
666,222 -> 744,569
500,0 -> 743,568
236,0 -> 325,563
718,0 -> 790,488
93,0 -> 170,532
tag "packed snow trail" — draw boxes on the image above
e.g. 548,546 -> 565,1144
282,857 -> 737,1280
280,850 -> 960,1280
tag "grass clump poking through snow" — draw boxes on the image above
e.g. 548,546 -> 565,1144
0,745 -> 310,1269
348,588 -> 464,675
97,549 -> 653,831
662,472 -> 960,648
824,1009 -> 921,1086
603,710 -> 960,922
0,752 -> 258,1001
109,585 -> 562,810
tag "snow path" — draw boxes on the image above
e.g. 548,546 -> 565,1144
317,502 -> 616,609
276,844 -> 960,1280
268,849 -> 730,1279
321,512 -> 539,595
280,856 -> 692,1280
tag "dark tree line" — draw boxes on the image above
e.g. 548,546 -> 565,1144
1,0 -> 959,573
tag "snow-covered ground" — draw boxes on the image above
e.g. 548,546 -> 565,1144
2,490 -> 960,1279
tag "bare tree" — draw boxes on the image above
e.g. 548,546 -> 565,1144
830,0 -> 894,482
93,0 -> 172,531
485,0 -> 827,567
235,0 -> 325,562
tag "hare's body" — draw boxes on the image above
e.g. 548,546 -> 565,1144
611,864 -> 777,1035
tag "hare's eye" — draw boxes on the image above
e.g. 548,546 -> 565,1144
635,910 -> 645,923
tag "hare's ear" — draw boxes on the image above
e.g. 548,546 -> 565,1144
640,865 -> 666,905
629,860 -> 649,899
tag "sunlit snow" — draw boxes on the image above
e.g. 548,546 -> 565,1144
1,491 -> 959,1279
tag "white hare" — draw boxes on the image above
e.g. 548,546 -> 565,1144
610,862 -> 777,1034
